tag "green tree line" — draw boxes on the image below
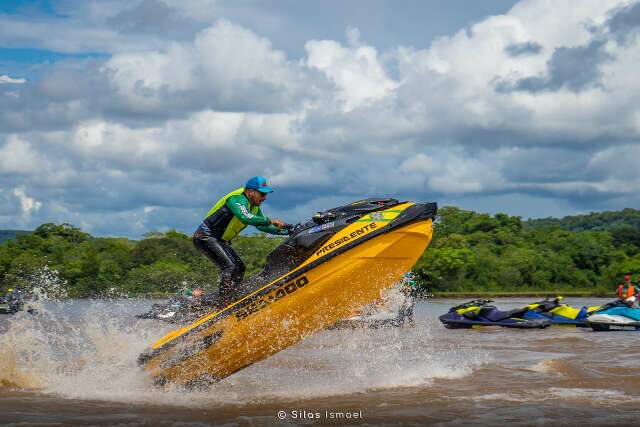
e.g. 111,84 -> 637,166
1,207 -> 639,297
0,223 -> 282,297
415,207 -> 640,292
0,230 -> 30,244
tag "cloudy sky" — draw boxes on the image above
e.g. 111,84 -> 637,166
1,0 -> 639,237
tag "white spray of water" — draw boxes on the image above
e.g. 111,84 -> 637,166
0,296 -> 488,408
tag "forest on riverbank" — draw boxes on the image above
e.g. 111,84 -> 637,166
1,207 -> 638,297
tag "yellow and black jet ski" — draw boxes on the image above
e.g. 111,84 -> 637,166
138,198 -> 437,387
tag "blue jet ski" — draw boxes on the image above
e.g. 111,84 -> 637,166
521,297 -> 600,327
439,299 -> 552,329
587,299 -> 640,331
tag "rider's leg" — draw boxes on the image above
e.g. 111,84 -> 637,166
193,234 -> 245,307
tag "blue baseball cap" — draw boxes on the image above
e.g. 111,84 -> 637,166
245,176 -> 273,193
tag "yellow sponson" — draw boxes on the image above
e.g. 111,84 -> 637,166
549,305 -> 581,320
456,306 -> 481,315
140,202 -> 434,386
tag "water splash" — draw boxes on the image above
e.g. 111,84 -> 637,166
228,324 -> 487,402
29,266 -> 69,300
0,299 -> 487,408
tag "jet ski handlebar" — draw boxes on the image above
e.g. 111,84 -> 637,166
450,299 -> 494,311
312,211 -> 336,224
283,223 -> 301,234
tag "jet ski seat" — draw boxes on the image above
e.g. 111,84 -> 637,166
479,306 -> 529,322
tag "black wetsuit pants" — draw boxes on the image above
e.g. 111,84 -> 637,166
192,232 -> 246,306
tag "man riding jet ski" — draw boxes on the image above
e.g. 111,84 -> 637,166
191,176 -> 290,311
137,175 -> 293,324
138,198 -> 437,387
439,299 -> 552,329
522,296 -> 600,327
587,297 -> 640,331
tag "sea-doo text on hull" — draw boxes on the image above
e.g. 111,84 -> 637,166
138,199 -> 437,386
139,280 -> 417,328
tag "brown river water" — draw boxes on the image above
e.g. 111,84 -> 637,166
1,298 -> 639,426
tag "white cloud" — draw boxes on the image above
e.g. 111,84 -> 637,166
508,0 -> 631,47
185,111 -> 245,148
0,0 -> 210,54
399,151 -> 506,194
0,75 -> 26,84
0,16 -> 142,54
13,187 -> 42,217
2,0 -> 640,235
0,135 -> 48,175
100,19 -> 319,116
305,28 -> 398,111
70,120 -> 169,169
393,0 -> 639,141
106,42 -> 196,96
158,0 -> 217,23
195,20 -> 291,85
268,158 -> 333,188
587,143 -> 640,181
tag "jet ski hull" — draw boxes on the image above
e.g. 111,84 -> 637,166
588,306 -> 640,331
139,202 -> 434,386
439,299 -> 552,329
0,302 -> 11,314
0,299 -> 35,315
439,314 -> 551,329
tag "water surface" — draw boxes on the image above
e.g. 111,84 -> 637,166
1,298 -> 638,426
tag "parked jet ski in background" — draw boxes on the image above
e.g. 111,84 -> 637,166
522,296 -> 600,327
136,294 -> 214,324
0,295 -> 18,314
439,299 -> 551,329
0,288 -> 37,315
587,299 -> 640,331
138,198 -> 437,387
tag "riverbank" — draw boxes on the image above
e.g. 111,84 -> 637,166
427,290 -> 613,298
73,289 -> 618,299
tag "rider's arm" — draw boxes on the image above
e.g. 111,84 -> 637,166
226,195 -> 271,226
255,206 -> 289,235
256,223 -> 289,235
